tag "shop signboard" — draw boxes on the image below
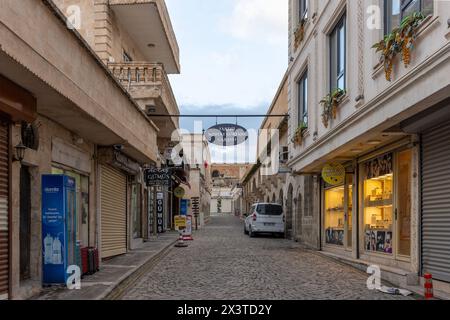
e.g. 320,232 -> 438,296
174,215 -> 187,231
145,168 -> 170,186
156,192 -> 164,233
42,175 -> 77,284
322,163 -> 345,186
180,199 -> 188,216
174,186 -> 185,199
191,197 -> 200,216
205,123 -> 249,147
184,215 -> 193,237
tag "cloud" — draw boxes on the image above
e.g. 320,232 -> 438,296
221,0 -> 288,45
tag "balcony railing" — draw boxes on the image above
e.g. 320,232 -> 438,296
108,62 -> 179,117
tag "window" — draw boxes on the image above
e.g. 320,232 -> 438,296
299,0 -> 308,21
361,154 -> 394,254
330,16 -> 346,92
298,71 -> 308,127
257,204 -> 283,216
324,185 -> 345,246
384,0 -> 433,33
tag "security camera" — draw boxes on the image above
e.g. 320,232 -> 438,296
113,144 -> 124,151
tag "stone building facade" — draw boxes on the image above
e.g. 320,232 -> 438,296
285,0 -> 450,295
0,0 -> 180,299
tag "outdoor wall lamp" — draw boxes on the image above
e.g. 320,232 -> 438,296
14,142 -> 27,162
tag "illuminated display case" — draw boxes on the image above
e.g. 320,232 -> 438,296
362,153 -> 393,254
324,185 -> 345,246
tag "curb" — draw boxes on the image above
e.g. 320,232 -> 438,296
101,238 -> 178,300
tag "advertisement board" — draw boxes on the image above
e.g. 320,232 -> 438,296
42,175 -> 77,284
156,192 -> 164,233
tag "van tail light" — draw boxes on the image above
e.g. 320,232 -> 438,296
252,213 -> 257,221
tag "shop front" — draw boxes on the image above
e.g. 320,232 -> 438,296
358,148 -> 413,266
0,75 -> 36,300
98,148 -> 142,259
323,173 -> 353,252
51,138 -> 93,250
320,138 -> 417,273
401,99 -> 450,285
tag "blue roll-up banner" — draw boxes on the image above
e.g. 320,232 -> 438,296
42,175 -> 76,285
180,199 -> 188,216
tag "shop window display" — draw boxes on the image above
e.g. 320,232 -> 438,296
362,154 -> 393,254
347,175 -> 353,249
324,185 -> 345,246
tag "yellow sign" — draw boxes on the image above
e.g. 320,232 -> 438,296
174,216 -> 186,230
322,163 -> 346,186
174,186 -> 185,199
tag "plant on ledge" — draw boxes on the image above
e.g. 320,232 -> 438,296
293,122 -> 308,146
372,12 -> 425,81
294,18 -> 307,50
320,88 -> 346,128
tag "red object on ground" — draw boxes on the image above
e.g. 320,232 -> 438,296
81,247 -> 89,275
424,273 -> 434,299
182,235 -> 194,241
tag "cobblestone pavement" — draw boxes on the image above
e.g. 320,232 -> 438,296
122,215 -> 413,300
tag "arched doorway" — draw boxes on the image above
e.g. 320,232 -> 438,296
272,193 -> 276,203
286,184 -> 294,239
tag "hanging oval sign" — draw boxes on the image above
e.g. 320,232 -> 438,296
322,163 -> 346,186
174,186 -> 185,199
205,123 -> 249,147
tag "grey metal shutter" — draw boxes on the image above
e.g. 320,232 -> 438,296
100,165 -> 127,259
0,120 -> 9,299
421,120 -> 450,282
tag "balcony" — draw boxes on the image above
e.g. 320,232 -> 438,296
108,62 -> 179,138
109,0 -> 180,74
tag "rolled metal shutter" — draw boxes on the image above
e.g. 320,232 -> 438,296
0,120 -> 9,298
421,120 -> 450,282
100,165 -> 127,259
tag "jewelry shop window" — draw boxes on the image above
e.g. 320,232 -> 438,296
324,185 -> 345,246
362,154 -> 394,254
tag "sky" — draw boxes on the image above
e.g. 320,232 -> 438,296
165,0 -> 288,163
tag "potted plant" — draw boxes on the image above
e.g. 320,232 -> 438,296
293,122 -> 308,145
372,12 -> 425,81
294,18 -> 307,50
320,88 -> 346,128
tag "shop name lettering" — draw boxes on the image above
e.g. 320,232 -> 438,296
177,304 -> 272,318
45,187 -> 60,193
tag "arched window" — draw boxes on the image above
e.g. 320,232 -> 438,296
212,170 -> 220,178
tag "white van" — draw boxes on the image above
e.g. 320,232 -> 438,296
244,203 -> 285,238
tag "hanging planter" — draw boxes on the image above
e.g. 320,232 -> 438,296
294,18 -> 307,51
372,12 -> 425,81
320,88 -> 346,128
293,122 -> 308,146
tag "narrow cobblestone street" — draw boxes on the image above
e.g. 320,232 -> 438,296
122,215 -> 413,300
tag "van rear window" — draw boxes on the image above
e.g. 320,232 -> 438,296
257,204 -> 283,216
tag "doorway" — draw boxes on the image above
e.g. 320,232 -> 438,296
20,166 -> 31,281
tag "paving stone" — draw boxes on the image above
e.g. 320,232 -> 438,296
122,215 -> 413,300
